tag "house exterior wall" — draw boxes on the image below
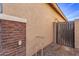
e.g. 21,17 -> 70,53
3,3 -> 66,55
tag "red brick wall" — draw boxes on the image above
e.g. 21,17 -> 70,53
0,19 -> 26,56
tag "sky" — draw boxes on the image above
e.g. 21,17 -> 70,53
58,3 -> 79,21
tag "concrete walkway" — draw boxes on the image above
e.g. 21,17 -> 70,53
43,43 -> 79,56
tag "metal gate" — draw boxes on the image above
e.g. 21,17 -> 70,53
56,22 -> 74,48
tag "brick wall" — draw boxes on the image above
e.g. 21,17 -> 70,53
0,19 -> 26,56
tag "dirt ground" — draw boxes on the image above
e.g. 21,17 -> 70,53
43,43 -> 79,56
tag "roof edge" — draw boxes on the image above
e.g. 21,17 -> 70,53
47,3 -> 67,22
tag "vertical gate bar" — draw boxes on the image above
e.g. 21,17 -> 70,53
56,22 -> 58,44
62,23 -> 64,45
67,23 -> 70,46
66,22 -> 67,47
66,22 -> 67,46
59,23 -> 61,44
62,23 -> 65,45
71,22 -> 73,47
68,22 -> 70,47
64,23 -> 65,46
63,24 -> 66,45
71,22 -> 72,47
69,22 -> 70,47
73,22 -> 75,48
70,22 -> 73,48
57,23 -> 59,44
58,22 -> 59,45
62,23 -> 63,45
59,23 -> 61,45
58,23 -> 59,44
61,23 -> 62,45
65,23 -> 67,46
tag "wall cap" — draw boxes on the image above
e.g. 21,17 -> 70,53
0,14 -> 27,23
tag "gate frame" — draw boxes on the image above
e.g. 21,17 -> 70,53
53,22 -> 75,48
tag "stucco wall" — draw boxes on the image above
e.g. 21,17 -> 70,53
75,21 -> 79,48
3,3 -> 65,55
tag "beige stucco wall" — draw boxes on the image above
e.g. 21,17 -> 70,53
3,3 -> 65,55
75,21 -> 79,48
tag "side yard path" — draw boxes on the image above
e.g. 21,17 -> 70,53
43,43 -> 79,56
